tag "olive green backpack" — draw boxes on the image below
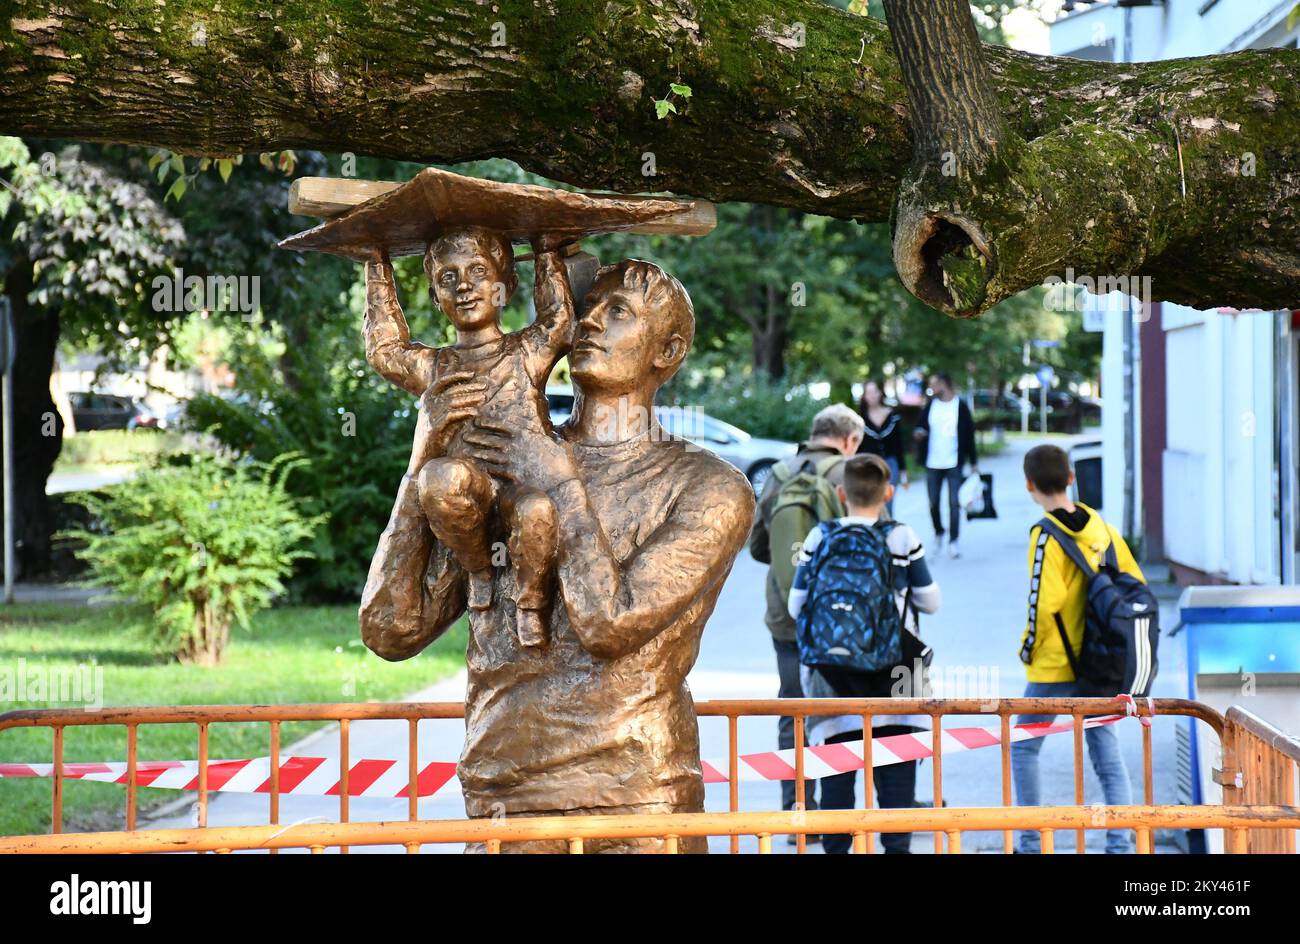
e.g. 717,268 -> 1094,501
766,454 -> 846,602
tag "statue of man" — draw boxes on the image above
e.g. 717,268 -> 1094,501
359,257 -> 755,852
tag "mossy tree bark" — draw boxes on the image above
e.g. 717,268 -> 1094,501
2,1 -> 1297,316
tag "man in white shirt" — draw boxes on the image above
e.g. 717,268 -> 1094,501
913,372 -> 977,558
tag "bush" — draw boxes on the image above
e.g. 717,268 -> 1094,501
62,453 -> 322,665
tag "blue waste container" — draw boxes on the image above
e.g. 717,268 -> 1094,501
1175,586 -> 1300,852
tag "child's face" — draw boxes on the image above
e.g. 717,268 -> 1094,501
429,241 -> 511,333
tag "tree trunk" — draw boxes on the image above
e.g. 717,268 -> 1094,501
1,1 -> 1297,316
3,259 -> 64,579
750,261 -> 787,379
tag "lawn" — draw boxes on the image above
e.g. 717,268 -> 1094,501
0,600 -> 467,837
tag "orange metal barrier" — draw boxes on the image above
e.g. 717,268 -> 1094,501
1220,706 -> 1300,853
2,697 -> 1296,854
3,805 -> 1299,855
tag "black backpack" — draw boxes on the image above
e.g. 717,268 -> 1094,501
1037,517 -> 1160,697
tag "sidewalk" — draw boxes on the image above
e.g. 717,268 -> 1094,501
146,433 -> 1188,853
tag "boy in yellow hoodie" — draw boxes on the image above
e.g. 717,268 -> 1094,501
1013,444 -> 1141,854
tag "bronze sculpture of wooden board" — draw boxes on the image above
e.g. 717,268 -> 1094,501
279,167 -> 716,261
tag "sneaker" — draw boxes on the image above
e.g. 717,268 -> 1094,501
933,534 -> 945,554
947,541 -> 961,559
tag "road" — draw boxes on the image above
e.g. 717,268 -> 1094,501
147,434 -> 1188,853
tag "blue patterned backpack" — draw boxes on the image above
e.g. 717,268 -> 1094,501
795,521 -> 903,673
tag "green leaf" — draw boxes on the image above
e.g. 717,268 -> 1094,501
669,82 -> 692,99
169,153 -> 184,175
147,152 -> 165,172
654,99 -> 676,120
165,177 -> 187,202
217,158 -> 233,183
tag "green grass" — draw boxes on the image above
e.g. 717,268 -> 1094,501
54,429 -> 182,476
0,600 -> 466,837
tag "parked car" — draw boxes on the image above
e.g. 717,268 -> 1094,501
69,393 -> 158,431
1069,439 -> 1103,511
545,386 -> 795,491
971,389 -> 1033,431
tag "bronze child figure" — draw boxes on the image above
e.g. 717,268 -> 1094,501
362,227 -> 573,647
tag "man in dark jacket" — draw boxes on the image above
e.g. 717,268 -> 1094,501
912,373 -> 977,558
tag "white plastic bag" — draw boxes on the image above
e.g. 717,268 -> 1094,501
958,473 -> 985,514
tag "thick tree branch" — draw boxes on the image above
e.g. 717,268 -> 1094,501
885,0 -> 1298,316
2,1 -> 1297,315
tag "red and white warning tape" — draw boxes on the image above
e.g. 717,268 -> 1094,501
699,714 -> 1125,784
0,756 -> 457,798
0,715 -> 1125,798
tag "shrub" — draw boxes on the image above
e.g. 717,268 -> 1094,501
62,452 -> 322,665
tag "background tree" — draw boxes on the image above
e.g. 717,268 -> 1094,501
0,139 -> 182,576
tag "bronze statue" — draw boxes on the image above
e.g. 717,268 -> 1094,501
363,229 -> 571,646
281,170 -> 752,852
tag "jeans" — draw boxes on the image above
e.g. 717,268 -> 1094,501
926,466 -> 963,541
1011,681 -> 1135,853
819,726 -> 918,854
773,638 -> 816,811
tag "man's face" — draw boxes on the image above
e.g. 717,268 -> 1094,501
930,376 -> 951,399
429,240 -> 511,333
571,269 -> 678,394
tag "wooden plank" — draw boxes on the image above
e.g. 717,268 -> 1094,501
282,171 -> 715,262
288,178 -> 402,218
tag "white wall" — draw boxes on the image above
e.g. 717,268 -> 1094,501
1050,0 -> 1299,60
1162,305 -> 1279,583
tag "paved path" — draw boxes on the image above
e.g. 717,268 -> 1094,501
148,434 -> 1188,853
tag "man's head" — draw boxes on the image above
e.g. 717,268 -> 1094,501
808,403 -> 865,456
929,372 -> 954,400
570,260 -> 694,396
1024,443 -> 1074,506
424,226 -> 518,333
839,453 -> 893,513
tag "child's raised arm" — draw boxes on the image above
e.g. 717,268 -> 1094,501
522,235 -> 576,384
364,253 -> 437,396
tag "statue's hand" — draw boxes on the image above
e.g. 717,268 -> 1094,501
531,232 -> 577,256
411,371 -> 487,468
461,419 -> 578,492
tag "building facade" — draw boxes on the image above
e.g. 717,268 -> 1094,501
1050,0 -> 1300,585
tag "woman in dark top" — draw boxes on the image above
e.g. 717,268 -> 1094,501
858,379 -> 909,514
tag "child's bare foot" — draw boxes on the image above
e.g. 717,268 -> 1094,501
468,572 -> 493,610
516,609 -> 547,648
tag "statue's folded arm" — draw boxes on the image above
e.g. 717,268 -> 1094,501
360,474 -> 466,661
